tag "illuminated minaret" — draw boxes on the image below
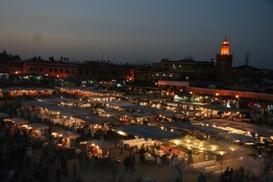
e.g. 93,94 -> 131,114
220,37 -> 231,55
216,37 -> 233,82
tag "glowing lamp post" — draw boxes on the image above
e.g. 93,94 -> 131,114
216,152 -> 224,176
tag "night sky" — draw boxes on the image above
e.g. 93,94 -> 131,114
1,0 -> 273,68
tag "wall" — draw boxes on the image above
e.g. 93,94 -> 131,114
187,87 -> 273,102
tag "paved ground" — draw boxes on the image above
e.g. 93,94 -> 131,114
42,148 -> 220,182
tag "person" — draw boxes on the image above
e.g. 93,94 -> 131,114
187,151 -> 193,166
124,156 -> 130,171
130,153 -> 136,172
176,176 -> 182,182
222,167 -> 231,182
26,145 -> 32,164
7,169 -> 15,182
197,171 -> 206,182
76,177 -> 82,182
56,166 -> 61,182
230,168 -> 234,181
73,160 -> 77,178
120,144 -> 124,154
117,176 -> 125,182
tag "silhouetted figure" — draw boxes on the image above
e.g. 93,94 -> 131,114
197,171 -> 206,182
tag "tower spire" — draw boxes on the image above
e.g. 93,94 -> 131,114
216,37 -> 233,82
220,36 -> 231,55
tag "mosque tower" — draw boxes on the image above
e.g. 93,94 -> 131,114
216,37 -> 233,82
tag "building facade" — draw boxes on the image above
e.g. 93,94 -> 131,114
0,60 -> 134,81
135,58 -> 215,82
23,61 -> 134,80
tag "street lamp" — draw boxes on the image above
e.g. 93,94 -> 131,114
216,154 -> 223,176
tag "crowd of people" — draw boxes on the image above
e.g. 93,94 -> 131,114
220,167 -> 261,182
124,154 -> 136,172
0,120 -> 84,182
0,99 -> 272,182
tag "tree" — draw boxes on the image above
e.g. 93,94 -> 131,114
13,55 -> 21,61
49,56 -> 55,62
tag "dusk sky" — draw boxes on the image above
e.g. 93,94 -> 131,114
1,0 -> 273,68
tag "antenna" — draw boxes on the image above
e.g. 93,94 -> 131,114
224,34 -> 228,41
245,52 -> 249,66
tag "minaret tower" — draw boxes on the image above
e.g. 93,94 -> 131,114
216,36 -> 233,82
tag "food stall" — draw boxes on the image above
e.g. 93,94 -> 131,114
2,87 -> 53,98
52,130 -> 80,148
168,134 -> 247,164
80,140 -> 113,158
120,138 -> 156,150
116,124 -> 180,161
21,100 -> 110,134
28,123 -> 49,139
4,117 -> 30,129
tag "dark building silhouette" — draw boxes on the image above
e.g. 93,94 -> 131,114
0,57 -> 134,81
135,58 -> 215,82
22,61 -> 134,80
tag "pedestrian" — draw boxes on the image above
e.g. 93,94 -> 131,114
222,167 -> 231,182
73,161 -> 77,178
56,166 -> 61,182
26,145 -> 32,164
197,171 -> 206,182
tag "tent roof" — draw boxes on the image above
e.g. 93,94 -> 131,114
10,117 -> 29,124
0,112 -> 9,119
117,125 -> 179,140
30,123 -> 49,130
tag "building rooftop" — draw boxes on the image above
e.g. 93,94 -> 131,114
160,58 -> 214,64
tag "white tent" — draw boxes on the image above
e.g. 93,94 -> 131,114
7,117 -> 29,125
0,112 -> 9,119
30,123 -> 49,130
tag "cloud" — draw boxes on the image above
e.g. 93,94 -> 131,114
33,32 -> 44,43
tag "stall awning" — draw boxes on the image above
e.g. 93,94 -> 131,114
0,112 -> 9,119
21,100 -> 109,125
117,125 -> 179,140
61,131 -> 80,139
84,140 -> 113,149
8,117 -> 29,124
30,123 -> 49,130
